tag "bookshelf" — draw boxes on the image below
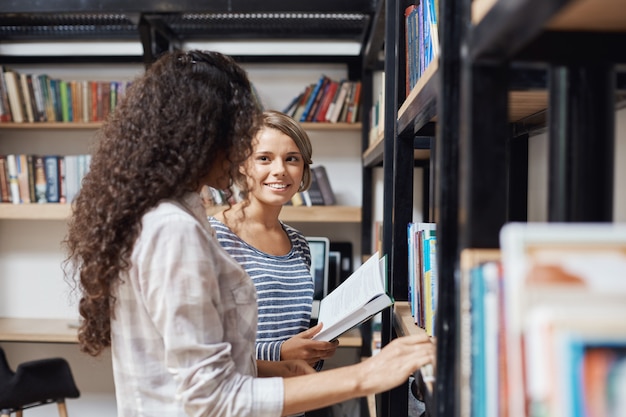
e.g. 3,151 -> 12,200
0,4 -> 375,416
365,0 -> 626,416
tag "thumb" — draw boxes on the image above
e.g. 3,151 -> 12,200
296,323 -> 323,339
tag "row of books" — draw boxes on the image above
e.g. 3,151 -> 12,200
459,223 -> 626,417
407,221 -> 438,336
0,66 -> 132,123
405,0 -> 439,97
283,75 -> 362,124
0,154 -> 91,204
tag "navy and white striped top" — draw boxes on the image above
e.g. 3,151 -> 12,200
208,216 -> 314,362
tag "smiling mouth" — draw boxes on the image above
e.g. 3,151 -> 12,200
265,183 -> 289,190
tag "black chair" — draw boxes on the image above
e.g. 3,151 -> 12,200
0,347 -> 80,417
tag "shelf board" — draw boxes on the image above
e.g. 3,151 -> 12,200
470,0 -> 626,62
0,316 -> 362,345
398,59 -> 439,137
300,122 -> 362,131
0,122 -> 102,129
393,302 -> 427,338
363,135 -> 384,167
0,203 -> 361,223
0,121 -> 361,131
0,317 -> 78,343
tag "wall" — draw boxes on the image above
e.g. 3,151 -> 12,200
0,63 -> 363,416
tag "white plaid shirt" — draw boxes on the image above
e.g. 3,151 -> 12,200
111,192 -> 283,417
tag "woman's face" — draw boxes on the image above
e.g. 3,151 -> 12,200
244,127 -> 305,207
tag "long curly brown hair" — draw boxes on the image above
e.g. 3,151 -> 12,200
63,50 -> 261,357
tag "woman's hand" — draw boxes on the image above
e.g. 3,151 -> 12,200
280,323 -> 339,366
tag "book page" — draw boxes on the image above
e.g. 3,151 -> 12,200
315,253 -> 388,337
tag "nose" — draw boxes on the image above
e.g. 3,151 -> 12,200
271,160 -> 287,176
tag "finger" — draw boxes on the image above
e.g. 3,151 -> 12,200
296,323 -> 323,339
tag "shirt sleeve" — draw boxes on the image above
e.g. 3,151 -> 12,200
136,211 -> 284,417
256,340 -> 284,361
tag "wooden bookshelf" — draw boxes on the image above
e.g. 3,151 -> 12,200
0,203 -> 361,222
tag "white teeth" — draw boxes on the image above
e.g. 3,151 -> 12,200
266,183 -> 288,189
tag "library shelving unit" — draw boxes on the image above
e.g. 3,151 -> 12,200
0,2 -> 374,222
0,5 -> 374,414
366,0 -> 626,416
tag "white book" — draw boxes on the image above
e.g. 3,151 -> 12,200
313,252 -> 393,341
6,154 -> 21,204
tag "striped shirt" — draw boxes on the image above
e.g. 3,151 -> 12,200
208,216 -> 314,362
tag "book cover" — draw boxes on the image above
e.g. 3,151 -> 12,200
500,222 -> 626,417
15,154 -> 31,204
300,75 -> 326,122
458,249 -> 501,417
311,165 -> 336,205
0,67 -> 13,122
19,73 -> 35,123
0,155 -> 10,202
313,252 -> 393,342
315,80 -> 339,122
327,81 -> 351,123
292,84 -> 314,122
306,75 -> 330,122
306,170 -> 326,205
43,155 -> 60,203
6,154 -> 21,204
34,156 -> 47,203
4,70 -> 25,123
26,154 -> 36,203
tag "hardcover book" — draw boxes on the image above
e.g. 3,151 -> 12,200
311,165 -> 336,205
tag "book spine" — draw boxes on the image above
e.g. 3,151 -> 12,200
6,154 -> 21,204
34,156 -> 48,203
300,75 -> 325,122
26,154 -> 36,203
44,155 -> 60,203
312,165 -> 336,205
0,155 -> 11,202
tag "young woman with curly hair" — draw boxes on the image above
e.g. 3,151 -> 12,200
64,49 -> 435,417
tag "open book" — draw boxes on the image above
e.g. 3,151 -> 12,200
313,252 -> 393,341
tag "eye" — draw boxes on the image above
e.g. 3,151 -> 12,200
256,155 -> 270,162
286,156 -> 300,163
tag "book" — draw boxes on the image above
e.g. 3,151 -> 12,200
43,155 -> 60,203
313,252 -> 393,342
0,155 -> 10,202
306,172 -> 325,205
6,154 -> 20,204
311,165 -> 336,205
458,249 -> 501,417
33,156 -> 47,203
300,74 -> 326,122
327,80 -> 351,123
4,70 -> 25,123
499,222 -> 626,417
314,79 -> 339,122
